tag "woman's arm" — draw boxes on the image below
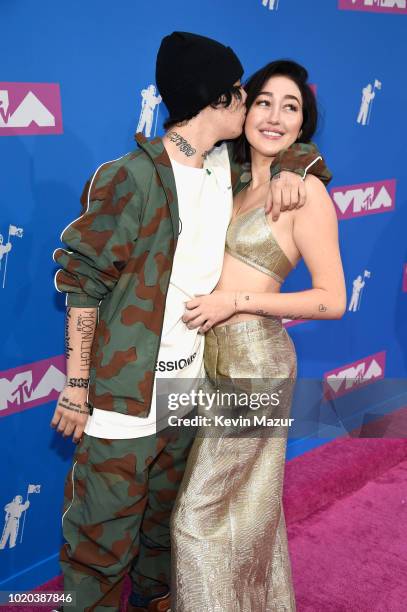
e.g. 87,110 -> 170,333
183,175 -> 346,330
236,175 -> 346,320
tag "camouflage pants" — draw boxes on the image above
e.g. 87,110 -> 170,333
60,428 -> 195,612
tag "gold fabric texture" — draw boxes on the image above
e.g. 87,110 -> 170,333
225,207 -> 293,283
171,318 -> 297,611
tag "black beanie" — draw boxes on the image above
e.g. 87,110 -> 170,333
156,31 -> 244,121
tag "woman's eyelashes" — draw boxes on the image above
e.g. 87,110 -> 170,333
255,98 -> 299,112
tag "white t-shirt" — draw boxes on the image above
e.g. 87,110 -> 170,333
84,144 -> 232,439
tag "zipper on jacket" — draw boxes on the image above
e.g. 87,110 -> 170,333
136,138 -> 179,417
146,241 -> 176,417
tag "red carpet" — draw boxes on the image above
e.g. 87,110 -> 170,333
12,425 -> 407,611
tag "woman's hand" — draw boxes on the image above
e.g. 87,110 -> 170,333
183,291 -> 235,332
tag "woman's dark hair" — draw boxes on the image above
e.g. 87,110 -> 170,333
163,84 -> 243,130
233,59 -> 318,165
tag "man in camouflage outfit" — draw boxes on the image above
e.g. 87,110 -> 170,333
52,32 -> 331,612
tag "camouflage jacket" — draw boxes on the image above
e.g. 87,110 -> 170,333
54,133 -> 332,418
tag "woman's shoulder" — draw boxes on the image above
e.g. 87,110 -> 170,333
304,173 -> 329,195
300,174 -> 336,215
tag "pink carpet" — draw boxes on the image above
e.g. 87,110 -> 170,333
11,412 -> 407,611
287,458 -> 407,611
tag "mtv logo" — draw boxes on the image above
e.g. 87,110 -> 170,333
0,355 -> 66,417
323,351 -> 386,401
338,0 -> 407,13
0,83 -> 63,136
330,180 -> 396,220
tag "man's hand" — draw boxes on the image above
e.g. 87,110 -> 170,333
51,387 -> 90,443
265,171 -> 306,221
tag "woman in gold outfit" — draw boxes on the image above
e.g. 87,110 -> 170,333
171,60 -> 346,611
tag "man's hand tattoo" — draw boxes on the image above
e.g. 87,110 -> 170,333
60,395 -> 90,415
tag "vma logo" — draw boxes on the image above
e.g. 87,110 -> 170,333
324,351 -> 386,401
0,83 -> 63,136
0,356 -> 66,417
261,0 -> 280,9
1,224 -> 24,289
339,0 -> 407,12
136,84 -> 161,138
357,79 -> 381,126
330,179 -> 396,220
0,485 -> 41,550
348,269 -> 371,312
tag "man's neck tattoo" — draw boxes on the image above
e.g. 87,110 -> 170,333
168,131 -> 196,157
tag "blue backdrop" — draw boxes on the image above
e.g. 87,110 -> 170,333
1,0 -> 406,592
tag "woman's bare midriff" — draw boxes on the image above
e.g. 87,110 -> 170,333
214,252 -> 284,327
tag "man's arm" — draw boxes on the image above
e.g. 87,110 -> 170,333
53,163 -> 141,307
267,141 -> 332,219
227,141 -> 332,220
269,142 -> 332,186
51,307 -> 97,442
51,162 -> 141,440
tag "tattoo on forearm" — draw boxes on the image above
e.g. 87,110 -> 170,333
167,131 -> 196,157
65,308 -> 73,360
67,377 -> 89,389
255,309 -> 270,316
76,310 -> 96,371
265,305 -> 327,322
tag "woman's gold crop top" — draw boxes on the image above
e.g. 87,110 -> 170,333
225,207 -> 294,284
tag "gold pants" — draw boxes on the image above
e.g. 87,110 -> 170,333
171,318 -> 297,612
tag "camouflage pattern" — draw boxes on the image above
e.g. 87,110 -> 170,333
269,141 -> 332,184
54,133 -> 179,418
228,140 -> 333,195
61,428 -> 195,611
54,134 -> 331,418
